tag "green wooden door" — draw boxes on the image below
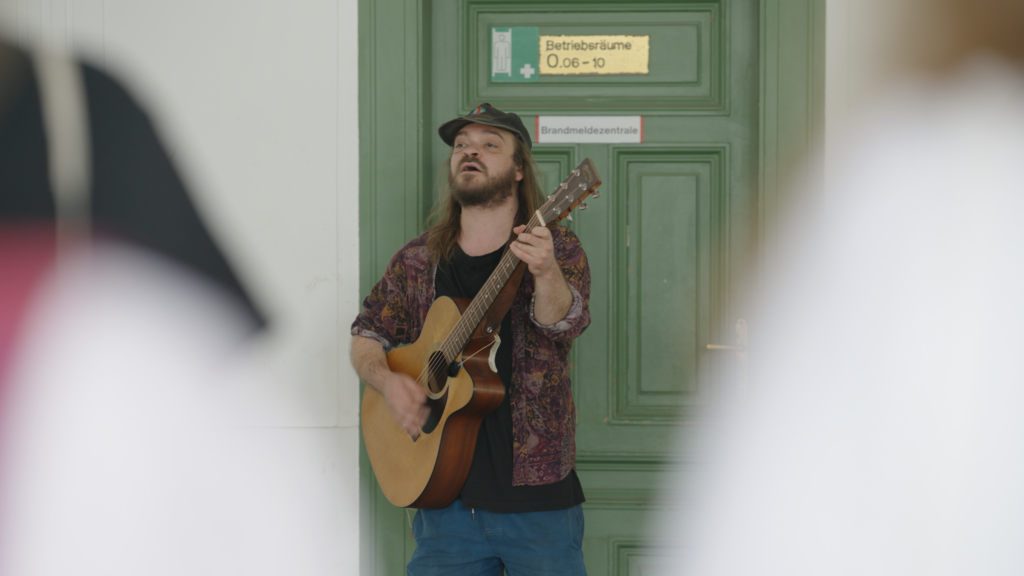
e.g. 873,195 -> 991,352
359,1 -> 824,574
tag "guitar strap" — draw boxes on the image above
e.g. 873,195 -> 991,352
471,243 -> 527,340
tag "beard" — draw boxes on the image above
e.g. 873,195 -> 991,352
449,162 -> 518,209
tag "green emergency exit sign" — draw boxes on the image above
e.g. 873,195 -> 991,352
490,27 -> 540,83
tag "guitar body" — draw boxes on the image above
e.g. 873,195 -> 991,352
361,295 -> 505,509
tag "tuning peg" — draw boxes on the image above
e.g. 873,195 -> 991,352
579,203 -> 588,210
591,191 -> 600,199
566,213 -> 574,222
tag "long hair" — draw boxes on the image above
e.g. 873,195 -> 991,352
425,137 -> 545,263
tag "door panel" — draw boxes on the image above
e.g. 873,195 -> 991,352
637,167 -> 701,396
617,148 -> 722,417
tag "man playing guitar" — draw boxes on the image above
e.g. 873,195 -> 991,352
351,103 -> 590,575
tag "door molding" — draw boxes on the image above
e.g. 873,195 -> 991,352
358,1 -> 432,573
759,0 -> 827,247
358,1 -> 825,573
459,0 -> 730,115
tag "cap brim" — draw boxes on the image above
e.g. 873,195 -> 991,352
438,117 -> 531,149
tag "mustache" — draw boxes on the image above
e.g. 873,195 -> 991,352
456,158 -> 486,174
448,163 -> 517,209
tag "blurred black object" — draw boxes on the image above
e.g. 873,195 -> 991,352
0,41 -> 264,330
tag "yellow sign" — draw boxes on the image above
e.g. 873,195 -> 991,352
539,35 -> 650,75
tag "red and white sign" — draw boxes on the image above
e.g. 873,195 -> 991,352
534,116 -> 644,144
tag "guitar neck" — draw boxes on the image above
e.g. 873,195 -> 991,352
440,247 -> 522,362
437,157 -> 600,363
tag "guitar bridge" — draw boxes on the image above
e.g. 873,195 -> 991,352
446,360 -> 463,378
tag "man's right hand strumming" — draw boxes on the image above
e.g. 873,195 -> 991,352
351,335 -> 429,438
380,371 -> 429,438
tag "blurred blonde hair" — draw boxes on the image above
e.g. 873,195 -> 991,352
899,0 -> 1024,71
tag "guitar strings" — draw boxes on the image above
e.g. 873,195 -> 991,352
440,212 -> 539,353
415,222 -> 532,389
414,250 -> 519,391
413,174 -> 593,389
448,337 -> 497,371
414,212 -> 544,390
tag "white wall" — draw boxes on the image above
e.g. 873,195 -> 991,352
0,0 -> 361,573
825,0 -> 912,162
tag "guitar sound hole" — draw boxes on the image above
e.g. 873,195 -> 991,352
421,388 -> 447,436
417,351 -> 451,437
426,351 -> 448,394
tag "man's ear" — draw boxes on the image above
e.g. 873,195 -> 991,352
515,161 -> 524,182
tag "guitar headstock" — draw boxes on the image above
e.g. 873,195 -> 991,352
535,158 -> 602,226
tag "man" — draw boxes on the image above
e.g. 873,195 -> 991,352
351,104 -> 590,575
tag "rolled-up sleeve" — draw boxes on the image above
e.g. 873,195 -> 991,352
528,227 -> 590,342
350,253 -> 413,352
529,283 -> 584,333
351,326 -> 394,352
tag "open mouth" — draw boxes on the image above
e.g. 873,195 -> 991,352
460,162 -> 483,173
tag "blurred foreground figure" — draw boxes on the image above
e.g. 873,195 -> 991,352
0,41 -> 339,574
657,2 -> 1024,575
0,40 -> 262,328
0,232 -> 337,575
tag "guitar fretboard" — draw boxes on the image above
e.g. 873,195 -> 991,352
438,158 -> 598,364
438,213 -> 543,363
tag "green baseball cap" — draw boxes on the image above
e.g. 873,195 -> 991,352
438,103 -> 533,150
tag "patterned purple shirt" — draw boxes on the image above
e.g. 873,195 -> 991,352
351,226 -> 590,486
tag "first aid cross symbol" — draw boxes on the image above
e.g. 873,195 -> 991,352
519,63 -> 535,79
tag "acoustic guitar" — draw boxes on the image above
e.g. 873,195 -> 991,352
362,158 -> 602,509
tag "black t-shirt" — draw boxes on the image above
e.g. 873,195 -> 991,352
434,244 -> 584,513
0,42 -> 263,330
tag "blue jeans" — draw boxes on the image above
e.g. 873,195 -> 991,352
407,499 -> 587,576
